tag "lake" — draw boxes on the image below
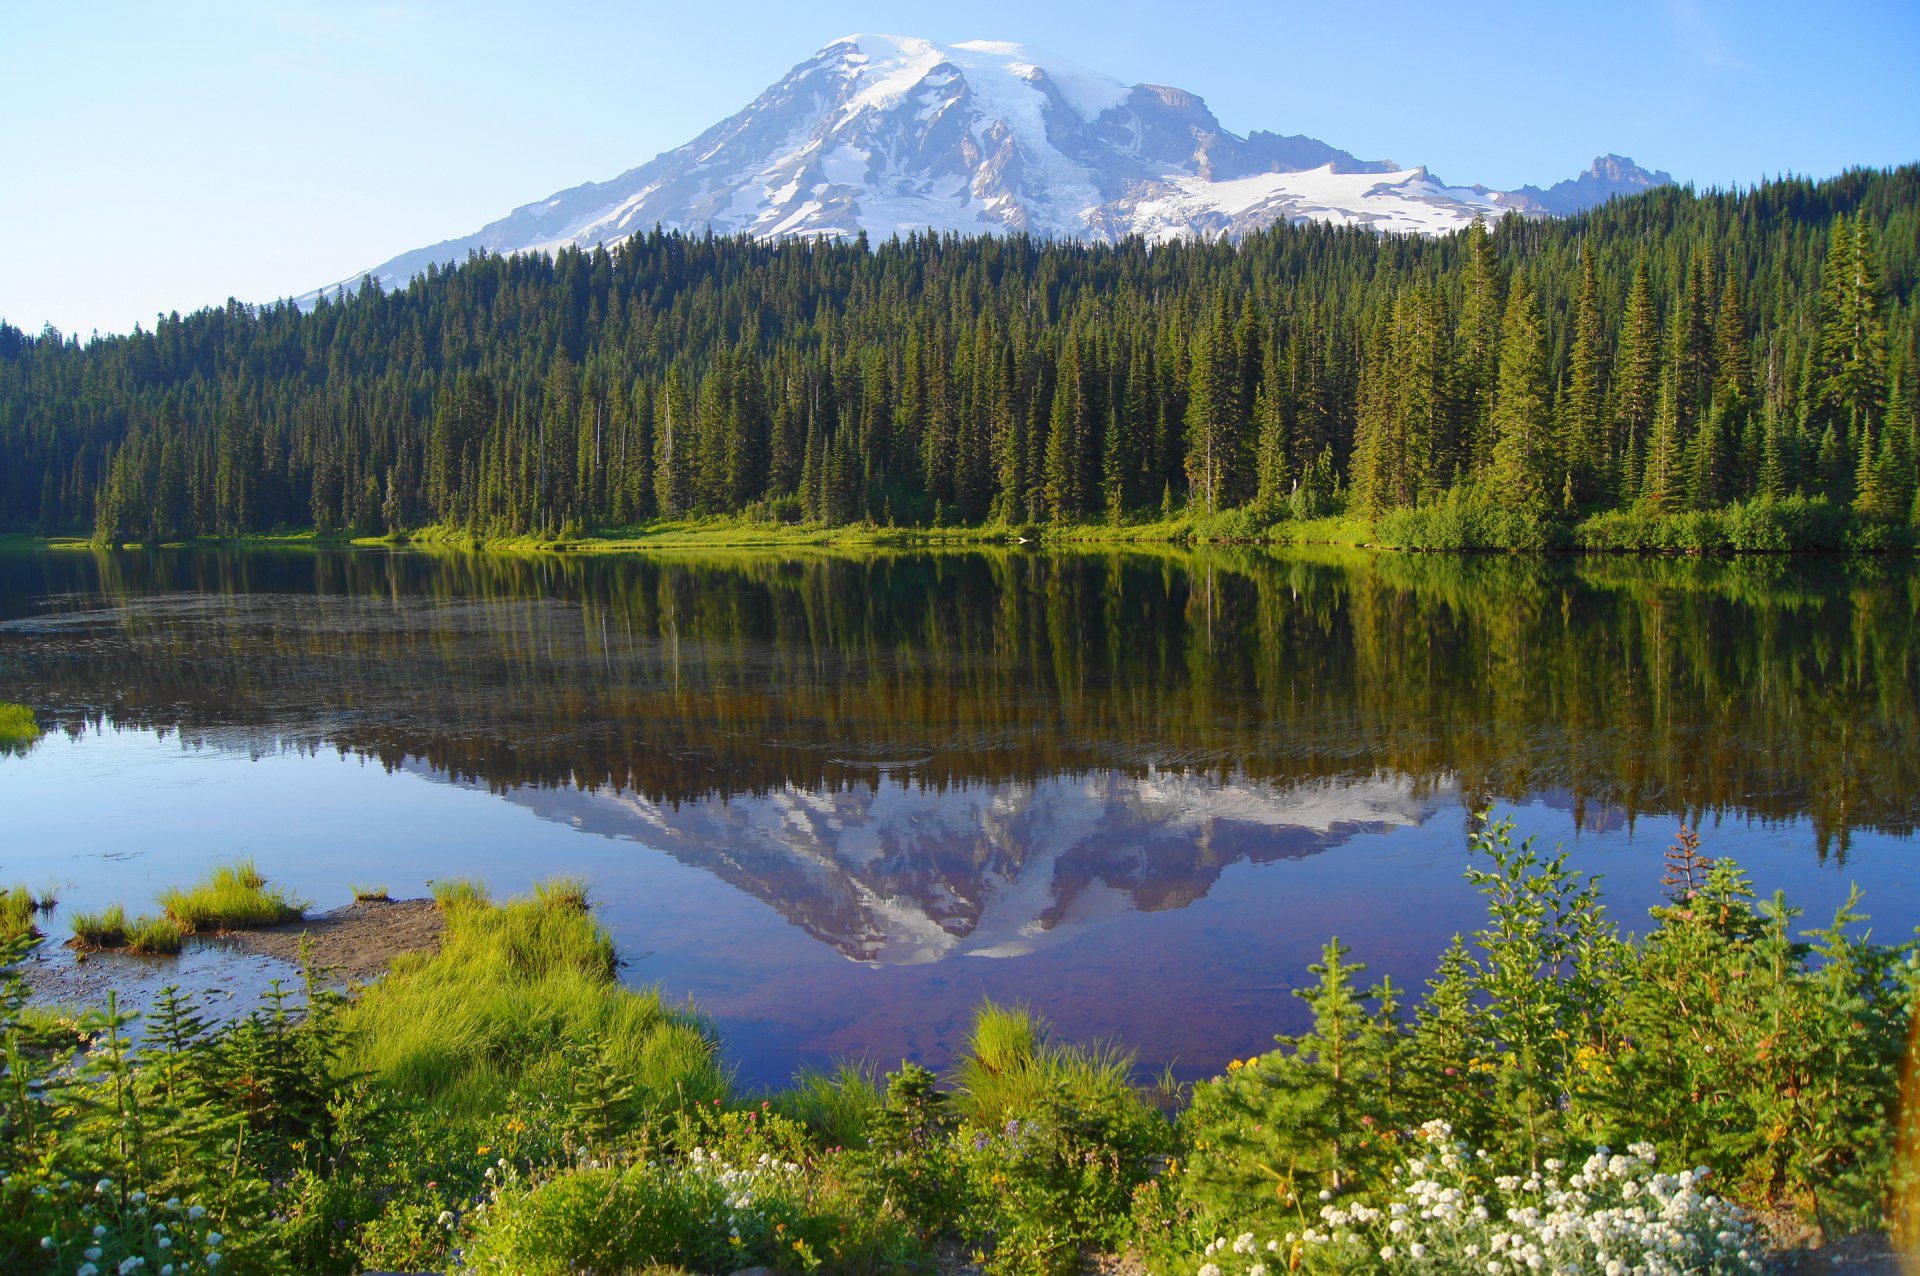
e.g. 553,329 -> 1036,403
1,544 -> 1916,1087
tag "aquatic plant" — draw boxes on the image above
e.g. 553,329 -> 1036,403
157,857 -> 302,931
0,884 -> 42,944
348,882 -> 390,903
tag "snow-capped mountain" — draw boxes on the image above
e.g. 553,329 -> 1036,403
317,34 -> 1672,298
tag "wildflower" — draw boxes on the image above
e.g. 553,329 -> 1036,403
207,1233 -> 223,1246
186,1206 -> 204,1221
94,1226 -> 108,1238
77,1265 -> 99,1276
95,1179 -> 113,1195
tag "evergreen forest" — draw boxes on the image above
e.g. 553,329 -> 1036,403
3,166 -> 1917,547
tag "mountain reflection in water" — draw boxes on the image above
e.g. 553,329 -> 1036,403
0,545 -> 1915,1079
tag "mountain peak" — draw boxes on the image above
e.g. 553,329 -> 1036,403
306,38 -> 1674,301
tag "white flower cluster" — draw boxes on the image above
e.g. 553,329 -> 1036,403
1197,1122 -> 1762,1276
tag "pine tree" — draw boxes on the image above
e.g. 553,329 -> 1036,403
1489,273 -> 1555,511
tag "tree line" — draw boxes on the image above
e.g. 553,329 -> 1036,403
0,165 -> 1914,542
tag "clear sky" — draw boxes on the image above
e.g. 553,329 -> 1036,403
6,0 -> 1916,338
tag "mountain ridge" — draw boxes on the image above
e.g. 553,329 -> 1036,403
309,34 -> 1671,300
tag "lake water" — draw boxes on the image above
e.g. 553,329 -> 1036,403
1,545 -> 1916,1087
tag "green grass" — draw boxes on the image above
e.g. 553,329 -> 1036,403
776,1062 -> 883,1149
341,878 -> 728,1114
953,1000 -> 1142,1128
532,874 -> 590,912
69,903 -> 129,949
0,701 -> 41,751
430,876 -> 492,913
350,882 -> 391,903
1,884 -> 43,943
125,914 -> 184,954
157,857 -> 304,932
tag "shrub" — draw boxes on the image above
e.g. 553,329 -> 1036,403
1193,1122 -> 1761,1276
949,1003 -> 1170,1275
158,857 -> 303,931
460,1139 -> 920,1273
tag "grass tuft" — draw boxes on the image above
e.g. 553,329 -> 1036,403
533,874 -> 590,912
430,877 -> 491,913
350,882 -> 391,903
0,701 -> 40,750
126,914 -> 184,955
777,1062 -> 883,1149
70,904 -> 129,949
342,884 -> 727,1115
157,857 -> 303,932
953,999 -> 1141,1128
2,884 -> 44,943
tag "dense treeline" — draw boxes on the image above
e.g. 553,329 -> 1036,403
2,166 -> 1916,541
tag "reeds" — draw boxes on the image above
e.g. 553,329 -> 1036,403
70,904 -> 183,954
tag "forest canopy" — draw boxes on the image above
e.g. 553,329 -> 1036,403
2,166 -> 1915,545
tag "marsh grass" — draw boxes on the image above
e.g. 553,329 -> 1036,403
350,882 -> 391,902
430,876 -> 491,913
778,1062 -> 883,1148
69,903 -> 129,949
2,884 -> 43,942
0,701 -> 40,748
533,874 -> 590,911
126,914 -> 183,954
954,999 -> 1142,1128
343,879 -> 728,1114
157,857 -> 303,931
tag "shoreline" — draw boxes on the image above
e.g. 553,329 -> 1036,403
7,517 -> 1917,558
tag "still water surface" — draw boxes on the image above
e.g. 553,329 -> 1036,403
1,546 -> 1915,1085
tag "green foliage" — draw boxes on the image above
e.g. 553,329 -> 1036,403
430,876 -> 491,913
777,1062 -> 883,1150
947,1003 -> 1170,1275
70,903 -> 129,948
1,884 -> 44,944
1182,939 -> 1410,1239
10,168 -> 1915,549
1154,813 -> 1918,1270
339,883 -> 727,1115
0,701 -> 40,753
126,914 -> 184,954
347,882 -> 389,903
157,858 -> 303,932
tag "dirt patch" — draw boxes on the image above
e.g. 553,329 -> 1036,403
224,897 -> 444,979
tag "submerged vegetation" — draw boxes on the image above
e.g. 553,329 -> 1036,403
3,819 -> 1913,1273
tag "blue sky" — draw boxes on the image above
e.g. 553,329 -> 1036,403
5,0 -> 1916,337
